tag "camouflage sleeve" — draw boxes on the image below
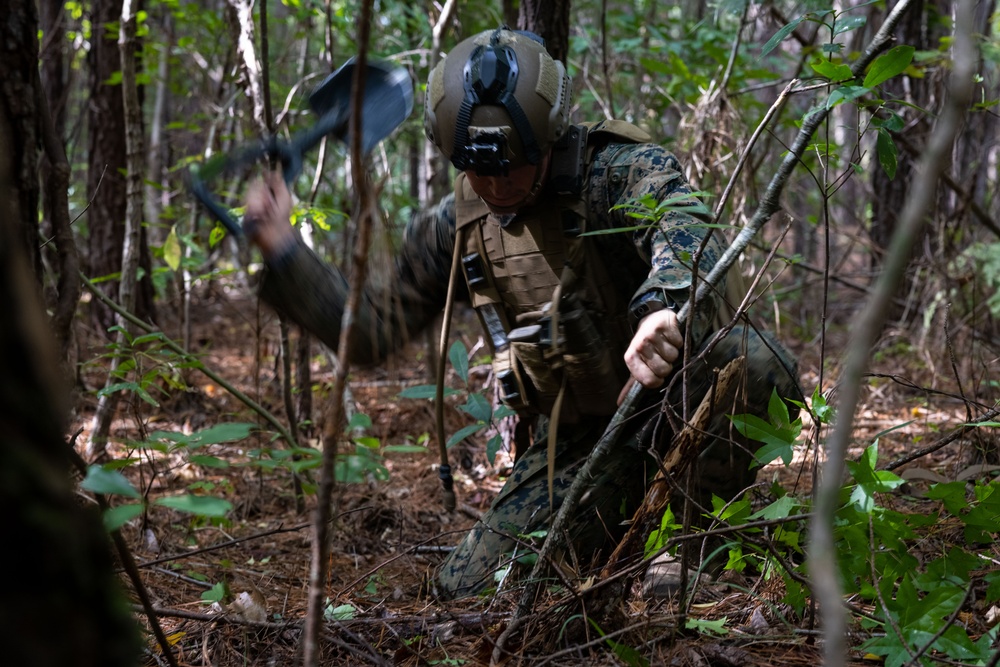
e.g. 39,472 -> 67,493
603,142 -> 724,345
258,193 -> 459,365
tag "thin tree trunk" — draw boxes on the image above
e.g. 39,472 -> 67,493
0,2 -> 140,663
811,4 -> 974,666
227,0 -> 268,133
145,9 -> 172,241
86,0 -> 156,334
34,0 -> 80,360
303,4 -> 375,662
517,0 -> 571,63
87,0 -> 146,457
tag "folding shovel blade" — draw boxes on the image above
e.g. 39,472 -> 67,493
189,58 -> 412,238
308,58 -> 414,155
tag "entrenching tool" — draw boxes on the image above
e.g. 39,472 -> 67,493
189,57 -> 413,234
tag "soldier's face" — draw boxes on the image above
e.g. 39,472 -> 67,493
465,154 -> 550,214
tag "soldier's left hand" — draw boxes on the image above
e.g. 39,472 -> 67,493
624,309 -> 683,388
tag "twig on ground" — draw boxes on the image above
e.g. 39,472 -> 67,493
880,407 -> 1000,472
134,603 -> 507,632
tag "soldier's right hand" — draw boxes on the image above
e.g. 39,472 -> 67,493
624,308 -> 683,389
244,170 -> 296,262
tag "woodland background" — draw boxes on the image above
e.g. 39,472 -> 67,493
2,0 -> 1000,665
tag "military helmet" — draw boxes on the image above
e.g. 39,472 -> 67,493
424,26 -> 571,176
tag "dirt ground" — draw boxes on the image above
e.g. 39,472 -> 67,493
71,279 -> 999,666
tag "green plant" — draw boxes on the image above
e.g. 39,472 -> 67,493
398,340 -> 514,465
727,394 -> 1000,666
89,326 -> 195,410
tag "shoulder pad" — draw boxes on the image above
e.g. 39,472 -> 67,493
581,119 -> 652,145
453,173 -> 490,230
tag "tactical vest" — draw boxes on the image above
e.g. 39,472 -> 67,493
454,121 -> 652,422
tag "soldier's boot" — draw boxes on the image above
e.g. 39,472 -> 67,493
642,325 -> 801,598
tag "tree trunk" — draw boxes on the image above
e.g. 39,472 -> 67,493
88,0 -> 149,457
86,0 -> 155,334
0,2 -> 140,664
517,0 -> 571,64
2,0 -> 42,284
868,0 -> 932,321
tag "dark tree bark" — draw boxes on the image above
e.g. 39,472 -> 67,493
869,0 -> 937,321
517,0 -> 571,64
87,0 -> 155,334
37,0 -> 80,359
0,2 -> 141,664
39,0 -> 68,136
2,0 -> 42,284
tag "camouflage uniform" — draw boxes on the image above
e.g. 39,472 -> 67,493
259,133 -> 801,600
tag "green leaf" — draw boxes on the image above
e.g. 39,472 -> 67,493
201,581 -> 227,604
354,436 -> 381,449
638,56 -> 672,75
146,422 -> 255,450
381,444 -> 427,454
644,505 -> 679,558
985,571 -> 1000,604
748,495 -> 800,521
760,16 -> 805,58
685,617 -> 729,636
103,503 -> 144,531
811,59 -> 854,82
325,603 -> 355,621
164,225 -> 182,271
82,465 -> 141,499
189,455 -> 230,468
459,392 -> 493,423
827,85 -> 870,109
397,384 -> 461,400
346,412 -> 372,432
877,128 -> 898,179
924,481 -> 969,513
713,496 -> 751,524
846,442 -> 905,511
446,422 -> 486,448
810,386 -> 835,423
730,410 -> 799,468
97,381 -> 141,398
833,15 -> 867,35
874,110 -> 905,132
494,404 -> 516,420
208,223 -> 226,249
154,494 -> 232,518
486,434 -> 502,466
863,45 -> 915,88
607,639 -> 649,667
188,422 -> 255,445
448,339 -> 469,385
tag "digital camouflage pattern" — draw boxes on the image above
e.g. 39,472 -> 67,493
258,136 -> 801,599
437,325 -> 801,599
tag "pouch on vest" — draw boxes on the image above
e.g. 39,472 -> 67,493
494,345 -> 530,412
555,292 -> 622,415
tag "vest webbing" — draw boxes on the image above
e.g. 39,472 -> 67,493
454,122 -> 649,420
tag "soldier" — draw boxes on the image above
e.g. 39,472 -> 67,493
244,26 -> 801,599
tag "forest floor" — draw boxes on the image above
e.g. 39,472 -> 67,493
71,278 -> 999,667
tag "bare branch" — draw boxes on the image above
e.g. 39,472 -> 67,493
808,1 -> 976,665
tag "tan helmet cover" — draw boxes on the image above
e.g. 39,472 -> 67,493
425,27 -> 571,171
